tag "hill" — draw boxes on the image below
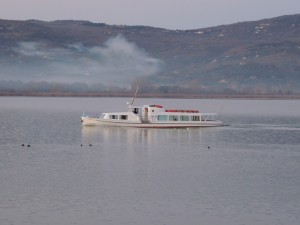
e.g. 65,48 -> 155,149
0,14 -> 300,96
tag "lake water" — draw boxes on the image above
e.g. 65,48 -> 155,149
0,97 -> 300,225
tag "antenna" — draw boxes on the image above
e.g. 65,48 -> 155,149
130,85 -> 139,106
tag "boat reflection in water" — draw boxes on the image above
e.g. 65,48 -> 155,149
81,125 -> 220,149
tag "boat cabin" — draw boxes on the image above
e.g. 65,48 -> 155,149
129,104 -> 218,123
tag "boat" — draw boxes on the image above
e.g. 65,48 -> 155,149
81,88 -> 223,128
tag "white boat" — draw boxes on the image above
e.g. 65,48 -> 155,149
81,90 -> 223,128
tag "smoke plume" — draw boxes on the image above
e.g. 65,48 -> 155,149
2,35 -> 162,87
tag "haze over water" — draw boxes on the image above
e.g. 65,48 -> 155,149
0,97 -> 300,225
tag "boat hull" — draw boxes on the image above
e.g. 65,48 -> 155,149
82,117 -> 223,128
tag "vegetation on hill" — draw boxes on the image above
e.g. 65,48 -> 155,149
0,14 -> 299,97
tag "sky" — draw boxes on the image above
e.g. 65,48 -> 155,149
1,0 -> 299,30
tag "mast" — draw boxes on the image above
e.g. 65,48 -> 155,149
130,85 -> 139,106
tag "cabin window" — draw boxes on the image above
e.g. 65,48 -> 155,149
157,115 -> 168,121
109,115 -> 118,119
133,108 -> 139,114
120,115 -> 128,120
169,115 -> 179,121
180,115 -> 190,121
191,116 -> 200,121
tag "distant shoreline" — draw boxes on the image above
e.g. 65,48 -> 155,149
1,92 -> 299,99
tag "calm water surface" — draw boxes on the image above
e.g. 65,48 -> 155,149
0,97 -> 300,225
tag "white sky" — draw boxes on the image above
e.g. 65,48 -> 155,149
1,0 -> 299,29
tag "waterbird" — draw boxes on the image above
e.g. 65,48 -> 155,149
208,146 -> 210,149
21,144 -> 25,146
89,144 -> 93,146
27,145 -> 31,147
